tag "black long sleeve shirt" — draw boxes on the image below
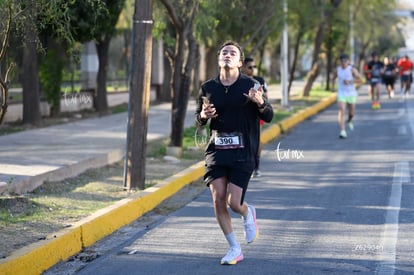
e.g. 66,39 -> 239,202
195,74 -> 273,166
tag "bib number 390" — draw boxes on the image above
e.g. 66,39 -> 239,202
213,133 -> 244,149
216,136 -> 237,145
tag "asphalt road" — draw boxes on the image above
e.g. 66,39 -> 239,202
47,86 -> 414,275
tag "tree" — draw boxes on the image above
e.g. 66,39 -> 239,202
286,0 -> 318,95
93,1 -> 125,113
67,0 -> 124,113
351,0 -> 403,67
13,0 -> 77,124
39,44 -> 64,116
322,0 -> 403,89
158,0 -> 199,151
197,0 -> 283,77
22,0 -> 42,124
302,0 -> 343,97
0,1 -> 15,124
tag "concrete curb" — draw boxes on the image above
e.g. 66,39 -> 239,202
0,148 -> 126,195
0,93 -> 337,275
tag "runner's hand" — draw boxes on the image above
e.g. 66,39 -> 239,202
244,85 -> 264,106
201,103 -> 218,119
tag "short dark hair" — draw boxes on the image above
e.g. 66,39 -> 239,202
243,57 -> 254,65
339,53 -> 349,60
217,40 -> 244,62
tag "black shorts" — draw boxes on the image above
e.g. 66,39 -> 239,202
370,77 -> 381,87
204,161 -> 254,205
401,75 -> 411,83
383,77 -> 395,86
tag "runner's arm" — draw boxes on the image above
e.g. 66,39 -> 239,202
352,68 -> 364,85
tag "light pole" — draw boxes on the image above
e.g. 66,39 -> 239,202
281,0 -> 289,107
123,0 -> 153,190
349,4 -> 355,65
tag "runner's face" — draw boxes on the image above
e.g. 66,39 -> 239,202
218,45 -> 242,70
340,58 -> 349,67
244,62 -> 255,76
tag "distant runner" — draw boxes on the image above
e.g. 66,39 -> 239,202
366,52 -> 384,109
333,53 -> 363,139
397,55 -> 413,97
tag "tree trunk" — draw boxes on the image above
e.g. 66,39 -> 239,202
302,23 -> 324,97
170,30 -> 197,147
0,2 -> 13,125
160,48 -> 172,102
302,0 -> 343,97
303,62 -> 320,96
205,47 -> 218,80
288,28 -> 303,96
192,43 -> 201,98
325,23 -> 333,91
159,0 -> 199,149
95,37 -> 110,113
22,0 -> 41,125
0,87 -> 7,125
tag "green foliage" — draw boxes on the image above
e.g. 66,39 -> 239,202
197,0 -> 283,55
37,0 -> 74,45
39,49 -> 63,110
339,0 -> 403,58
65,0 -> 107,43
182,125 -> 198,148
66,0 -> 125,43
62,68 -> 81,82
147,142 -> 167,158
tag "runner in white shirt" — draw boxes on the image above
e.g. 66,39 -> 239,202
333,53 -> 363,139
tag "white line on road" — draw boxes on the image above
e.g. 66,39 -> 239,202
375,161 -> 410,275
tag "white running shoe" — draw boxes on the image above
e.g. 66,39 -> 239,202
251,169 -> 261,178
339,130 -> 347,139
220,246 -> 243,265
243,205 -> 259,243
347,122 -> 354,131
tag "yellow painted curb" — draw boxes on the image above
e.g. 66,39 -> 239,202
260,123 -> 281,144
0,227 -> 83,275
0,161 -> 205,275
279,114 -> 303,133
278,93 -> 337,134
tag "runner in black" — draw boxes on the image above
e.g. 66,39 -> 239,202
242,56 -> 269,178
195,40 -> 273,265
382,56 -> 398,99
366,52 -> 384,109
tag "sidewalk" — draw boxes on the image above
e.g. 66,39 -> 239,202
0,81 -> 303,195
0,101 -> 195,195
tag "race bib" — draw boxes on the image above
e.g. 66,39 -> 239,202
213,132 -> 244,149
372,69 -> 381,77
403,71 -> 411,75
